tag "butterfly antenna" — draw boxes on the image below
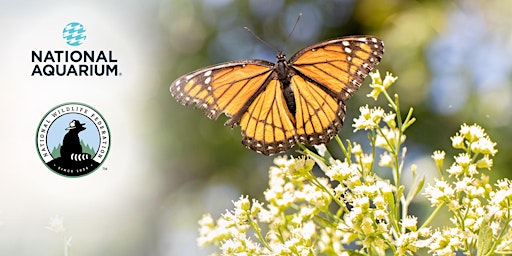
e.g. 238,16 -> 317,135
285,13 -> 302,43
286,12 -> 302,42
244,27 -> 277,52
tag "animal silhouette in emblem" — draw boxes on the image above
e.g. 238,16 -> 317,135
47,119 -> 99,175
60,120 -> 87,160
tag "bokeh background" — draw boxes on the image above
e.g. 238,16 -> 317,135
1,0 -> 511,255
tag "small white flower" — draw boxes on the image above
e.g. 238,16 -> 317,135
476,156 -> 493,170
446,164 -> 463,176
454,153 -> 471,167
325,160 -> 357,181
382,72 -> 398,89
369,70 -> 382,85
383,112 -> 396,128
46,215 -> 66,233
352,143 -> 363,155
353,106 -> 384,131
454,177 -> 472,192
468,124 -> 486,140
471,137 -> 497,156
451,135 -> 465,149
379,152 -> 393,167
361,154 -> 373,170
402,215 -> 418,231
432,150 -> 445,169
301,221 -> 316,240
424,179 -> 454,206
459,123 -> 471,137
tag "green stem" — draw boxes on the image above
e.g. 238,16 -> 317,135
248,214 -> 272,251
420,203 -> 444,229
486,200 -> 511,255
335,135 -> 351,164
307,172 -> 345,210
382,89 -> 397,110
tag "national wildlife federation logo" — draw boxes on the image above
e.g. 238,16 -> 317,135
62,22 -> 86,46
36,103 -> 110,177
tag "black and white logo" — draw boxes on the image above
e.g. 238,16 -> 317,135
36,102 -> 111,177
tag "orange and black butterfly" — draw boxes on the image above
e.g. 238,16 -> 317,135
170,35 -> 384,155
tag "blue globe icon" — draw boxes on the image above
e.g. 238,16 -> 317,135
62,22 -> 86,46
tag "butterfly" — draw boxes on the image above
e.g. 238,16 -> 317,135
170,35 -> 384,155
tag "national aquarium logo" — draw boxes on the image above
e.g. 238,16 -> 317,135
62,22 -> 87,46
31,22 -> 121,77
36,102 -> 111,177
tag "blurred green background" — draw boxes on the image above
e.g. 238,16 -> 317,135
1,0 -> 512,255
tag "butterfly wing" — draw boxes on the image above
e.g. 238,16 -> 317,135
170,59 -> 298,155
290,74 -> 345,146
170,60 -> 275,125
239,78 -> 297,155
289,35 -> 384,146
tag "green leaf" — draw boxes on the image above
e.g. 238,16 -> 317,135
477,216 -> 493,256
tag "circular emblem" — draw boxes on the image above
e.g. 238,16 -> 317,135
62,22 -> 86,46
36,103 -> 110,177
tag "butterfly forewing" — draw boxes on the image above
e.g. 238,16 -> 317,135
290,36 -> 384,101
170,60 -> 274,123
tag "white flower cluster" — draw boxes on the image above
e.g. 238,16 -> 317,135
197,156 -> 332,255
423,124 -> 512,255
197,71 -> 512,255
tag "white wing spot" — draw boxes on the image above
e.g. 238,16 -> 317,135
175,80 -> 181,86
347,56 -> 352,61
342,41 -> 350,46
204,70 -> 212,77
186,74 -> 193,81
207,86 -> 212,91
371,37 -> 378,43
344,47 -> 352,53
204,77 -> 211,84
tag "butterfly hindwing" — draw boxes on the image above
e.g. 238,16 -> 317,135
290,74 -> 345,146
170,60 -> 274,124
239,79 -> 297,155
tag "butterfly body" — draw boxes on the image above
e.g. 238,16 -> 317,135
170,36 -> 384,155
